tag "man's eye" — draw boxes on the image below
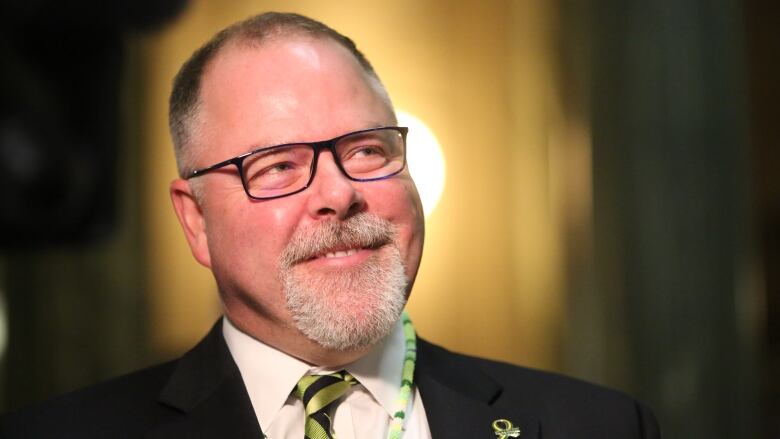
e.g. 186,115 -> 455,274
354,146 -> 381,157
346,144 -> 388,160
250,161 -> 301,181
266,162 -> 295,173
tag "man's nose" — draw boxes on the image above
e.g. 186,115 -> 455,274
305,151 -> 365,220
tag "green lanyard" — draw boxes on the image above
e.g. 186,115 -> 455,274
387,311 -> 416,439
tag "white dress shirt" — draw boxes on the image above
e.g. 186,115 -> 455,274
222,316 -> 433,439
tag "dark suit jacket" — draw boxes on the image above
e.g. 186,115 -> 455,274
1,320 -> 660,438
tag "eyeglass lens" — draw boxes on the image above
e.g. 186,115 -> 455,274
242,128 -> 405,199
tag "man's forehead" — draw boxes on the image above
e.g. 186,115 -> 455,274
206,35 -> 363,87
195,35 -> 393,155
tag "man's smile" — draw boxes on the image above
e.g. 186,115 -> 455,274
300,245 -> 383,269
321,248 -> 360,259
306,240 -> 386,260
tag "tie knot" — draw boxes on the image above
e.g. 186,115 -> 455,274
295,371 -> 357,416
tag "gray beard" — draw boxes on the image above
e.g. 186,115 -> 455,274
279,213 -> 408,351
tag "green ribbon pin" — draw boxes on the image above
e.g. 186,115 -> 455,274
492,419 -> 522,438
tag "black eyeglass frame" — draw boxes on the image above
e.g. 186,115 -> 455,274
185,126 -> 409,201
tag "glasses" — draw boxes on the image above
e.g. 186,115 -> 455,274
185,126 -> 408,200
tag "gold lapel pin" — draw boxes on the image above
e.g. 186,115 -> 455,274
492,419 -> 522,438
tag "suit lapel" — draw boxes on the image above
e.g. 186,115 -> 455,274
416,339 -> 541,439
146,320 -> 263,438
143,322 -> 544,438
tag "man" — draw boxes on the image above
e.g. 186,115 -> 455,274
1,12 -> 660,438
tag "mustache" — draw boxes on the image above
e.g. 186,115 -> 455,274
279,213 -> 397,268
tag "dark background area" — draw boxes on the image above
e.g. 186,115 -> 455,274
746,1 -> 780,436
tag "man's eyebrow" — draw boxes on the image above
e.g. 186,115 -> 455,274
243,122 -> 394,151
241,138 -> 304,154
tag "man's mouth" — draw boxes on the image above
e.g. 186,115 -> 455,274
279,213 -> 398,269
307,242 -> 385,262
321,248 -> 360,259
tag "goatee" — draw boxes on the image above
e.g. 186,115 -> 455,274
279,213 -> 408,351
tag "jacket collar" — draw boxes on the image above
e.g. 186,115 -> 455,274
146,320 -> 544,438
147,319 -> 262,438
416,338 -> 541,439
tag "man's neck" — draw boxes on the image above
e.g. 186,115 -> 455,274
223,309 -> 371,367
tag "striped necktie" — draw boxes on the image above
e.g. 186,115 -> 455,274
294,371 -> 357,439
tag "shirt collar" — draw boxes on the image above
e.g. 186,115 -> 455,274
222,316 -> 406,428
346,317 -> 406,417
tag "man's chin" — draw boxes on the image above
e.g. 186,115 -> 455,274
284,279 -> 405,351
281,240 -> 408,352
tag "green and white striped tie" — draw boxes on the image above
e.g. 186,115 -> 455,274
294,371 -> 357,439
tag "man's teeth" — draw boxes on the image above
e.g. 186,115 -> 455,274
323,248 -> 359,258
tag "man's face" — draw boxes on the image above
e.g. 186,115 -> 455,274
171,36 -> 425,361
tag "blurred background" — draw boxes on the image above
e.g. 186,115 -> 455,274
0,0 -> 777,437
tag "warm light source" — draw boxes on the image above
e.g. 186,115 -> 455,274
397,111 -> 446,217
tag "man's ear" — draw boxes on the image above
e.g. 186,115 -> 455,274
170,179 -> 212,268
